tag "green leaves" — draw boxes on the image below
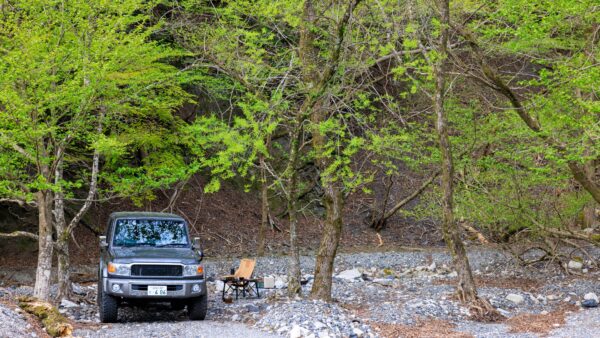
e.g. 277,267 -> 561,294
0,0 -> 191,203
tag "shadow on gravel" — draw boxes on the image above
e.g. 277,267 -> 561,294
115,302 -> 191,323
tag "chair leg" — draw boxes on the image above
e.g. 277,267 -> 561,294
222,282 -> 226,301
256,281 -> 260,298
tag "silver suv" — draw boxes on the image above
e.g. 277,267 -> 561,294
98,212 -> 207,323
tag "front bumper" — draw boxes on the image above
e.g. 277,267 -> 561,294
103,277 -> 206,299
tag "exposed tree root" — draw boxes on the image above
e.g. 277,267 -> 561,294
17,296 -> 73,337
467,297 -> 504,322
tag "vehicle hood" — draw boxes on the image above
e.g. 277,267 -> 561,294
109,247 -> 200,264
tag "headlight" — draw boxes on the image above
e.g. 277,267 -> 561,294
183,264 -> 203,276
107,262 -> 130,276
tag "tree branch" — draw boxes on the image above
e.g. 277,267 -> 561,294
0,231 -> 39,240
0,198 -> 37,208
383,169 -> 440,221
453,23 -> 600,204
0,132 -> 35,162
0,231 -> 67,254
65,112 -> 103,235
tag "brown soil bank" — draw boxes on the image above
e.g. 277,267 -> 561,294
0,176 -> 444,269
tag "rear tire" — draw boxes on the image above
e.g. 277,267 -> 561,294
98,282 -> 118,323
187,294 -> 207,320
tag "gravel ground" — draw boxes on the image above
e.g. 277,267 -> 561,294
2,247 -> 600,337
75,321 -> 280,338
548,307 -> 600,338
0,303 -> 32,338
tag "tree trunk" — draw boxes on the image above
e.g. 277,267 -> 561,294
286,121 -> 303,297
55,217 -> 71,301
54,159 -> 71,301
258,154 -> 269,257
310,183 -> 343,300
33,190 -> 54,301
54,115 -> 102,300
299,0 -> 360,301
434,0 -> 478,303
258,136 -> 272,256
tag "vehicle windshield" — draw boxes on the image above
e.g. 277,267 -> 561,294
112,219 -> 189,247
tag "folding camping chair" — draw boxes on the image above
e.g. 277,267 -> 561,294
221,258 -> 260,300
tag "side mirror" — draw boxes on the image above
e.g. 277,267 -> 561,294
193,237 -> 204,260
99,235 -> 108,248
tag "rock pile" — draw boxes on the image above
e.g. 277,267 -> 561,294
255,299 -> 373,338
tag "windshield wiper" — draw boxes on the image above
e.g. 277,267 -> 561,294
155,243 -> 188,248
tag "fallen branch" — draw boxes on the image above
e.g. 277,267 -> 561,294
460,222 -> 489,244
268,213 -> 283,232
370,169 -> 440,229
543,227 -> 600,243
18,296 -> 73,337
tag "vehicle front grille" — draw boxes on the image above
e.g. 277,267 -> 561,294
130,264 -> 182,277
131,285 -> 183,291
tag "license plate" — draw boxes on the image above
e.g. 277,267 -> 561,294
147,285 -> 167,296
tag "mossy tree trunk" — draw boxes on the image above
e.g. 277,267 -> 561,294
285,118 -> 304,297
433,0 -> 479,303
53,158 -> 71,301
310,183 -> 343,300
34,188 -> 54,301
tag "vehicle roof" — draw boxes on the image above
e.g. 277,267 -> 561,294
109,211 -> 185,220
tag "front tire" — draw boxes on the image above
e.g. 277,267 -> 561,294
98,282 -> 118,323
187,294 -> 207,320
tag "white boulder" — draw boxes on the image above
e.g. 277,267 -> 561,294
275,277 -> 287,289
336,268 -> 362,281
568,260 -> 583,270
584,292 -> 599,303
353,327 -> 364,337
289,325 -> 309,338
506,293 -> 524,304
60,299 -> 78,308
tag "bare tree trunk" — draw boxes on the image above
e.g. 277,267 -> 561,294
258,155 -> 269,256
286,121 -> 303,297
33,189 -> 54,301
310,184 -> 343,300
434,0 -> 478,303
258,136 -> 271,256
54,158 -> 71,301
54,115 -> 102,300
298,0 -> 361,301
309,94 -> 344,301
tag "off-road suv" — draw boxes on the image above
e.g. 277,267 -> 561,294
98,212 -> 207,323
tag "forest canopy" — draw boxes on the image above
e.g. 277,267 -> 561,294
0,0 -> 598,312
